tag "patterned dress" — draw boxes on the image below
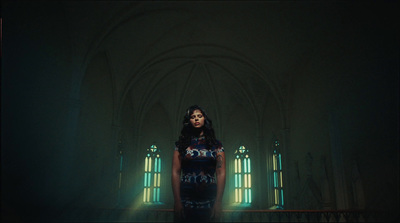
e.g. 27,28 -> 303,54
175,136 -> 224,222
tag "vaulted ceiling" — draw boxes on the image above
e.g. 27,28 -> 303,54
61,1 -> 350,134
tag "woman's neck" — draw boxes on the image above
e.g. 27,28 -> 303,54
192,128 -> 204,137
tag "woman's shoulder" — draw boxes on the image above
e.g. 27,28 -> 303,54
213,139 -> 224,153
214,139 -> 223,148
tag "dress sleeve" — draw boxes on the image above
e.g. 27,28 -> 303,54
174,141 -> 179,151
216,140 -> 224,153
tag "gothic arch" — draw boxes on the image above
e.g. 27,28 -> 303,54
117,44 -> 285,135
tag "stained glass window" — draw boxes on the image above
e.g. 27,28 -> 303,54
234,146 -> 252,204
273,140 -> 284,208
143,145 -> 161,203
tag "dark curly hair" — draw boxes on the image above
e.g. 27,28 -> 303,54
175,105 -> 218,157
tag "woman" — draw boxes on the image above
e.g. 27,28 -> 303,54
172,105 -> 226,222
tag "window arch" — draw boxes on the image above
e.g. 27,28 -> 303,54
143,145 -> 161,203
273,140 -> 284,208
234,146 -> 252,204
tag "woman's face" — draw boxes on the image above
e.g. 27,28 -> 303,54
189,109 -> 205,128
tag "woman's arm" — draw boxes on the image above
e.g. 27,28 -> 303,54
215,151 -> 226,202
171,150 -> 183,219
212,151 -> 226,220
